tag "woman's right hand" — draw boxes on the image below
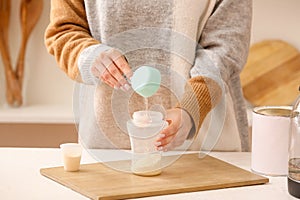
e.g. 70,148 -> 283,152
91,48 -> 132,90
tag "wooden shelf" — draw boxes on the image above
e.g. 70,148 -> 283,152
0,104 -> 74,124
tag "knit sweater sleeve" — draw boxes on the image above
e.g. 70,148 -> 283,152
44,0 -> 106,83
177,0 -> 252,137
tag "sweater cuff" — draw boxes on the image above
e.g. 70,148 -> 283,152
77,44 -> 112,85
176,77 -> 222,139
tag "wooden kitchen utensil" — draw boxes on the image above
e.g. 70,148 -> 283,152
0,0 -> 22,106
16,0 -> 43,95
240,40 -> 300,106
41,153 -> 268,200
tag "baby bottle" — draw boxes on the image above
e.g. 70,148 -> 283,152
288,87 -> 300,198
127,111 -> 167,176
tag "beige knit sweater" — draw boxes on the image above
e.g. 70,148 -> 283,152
45,0 -> 252,151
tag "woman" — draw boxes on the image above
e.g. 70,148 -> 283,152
45,0 -> 252,152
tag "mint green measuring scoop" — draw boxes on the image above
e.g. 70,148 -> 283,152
130,66 -> 161,98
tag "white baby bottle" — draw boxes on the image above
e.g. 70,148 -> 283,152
127,111 -> 167,176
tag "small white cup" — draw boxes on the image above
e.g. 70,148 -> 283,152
251,106 -> 291,176
60,143 -> 82,172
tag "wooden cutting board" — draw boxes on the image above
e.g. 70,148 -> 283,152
40,153 -> 268,200
240,40 -> 300,106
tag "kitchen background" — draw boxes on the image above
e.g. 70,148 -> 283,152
0,0 -> 299,147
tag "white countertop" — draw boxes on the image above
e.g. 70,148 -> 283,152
0,148 -> 297,200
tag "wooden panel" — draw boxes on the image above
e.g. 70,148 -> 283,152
0,123 -> 77,147
240,40 -> 300,106
41,153 -> 268,200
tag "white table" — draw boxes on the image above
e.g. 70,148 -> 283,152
0,148 -> 297,200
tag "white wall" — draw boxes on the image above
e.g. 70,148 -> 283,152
0,0 -> 74,107
0,0 -> 299,107
251,0 -> 300,49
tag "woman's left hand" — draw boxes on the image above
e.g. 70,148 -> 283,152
155,108 -> 193,151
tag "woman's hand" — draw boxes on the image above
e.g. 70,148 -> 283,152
91,48 -> 132,90
155,108 -> 193,151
